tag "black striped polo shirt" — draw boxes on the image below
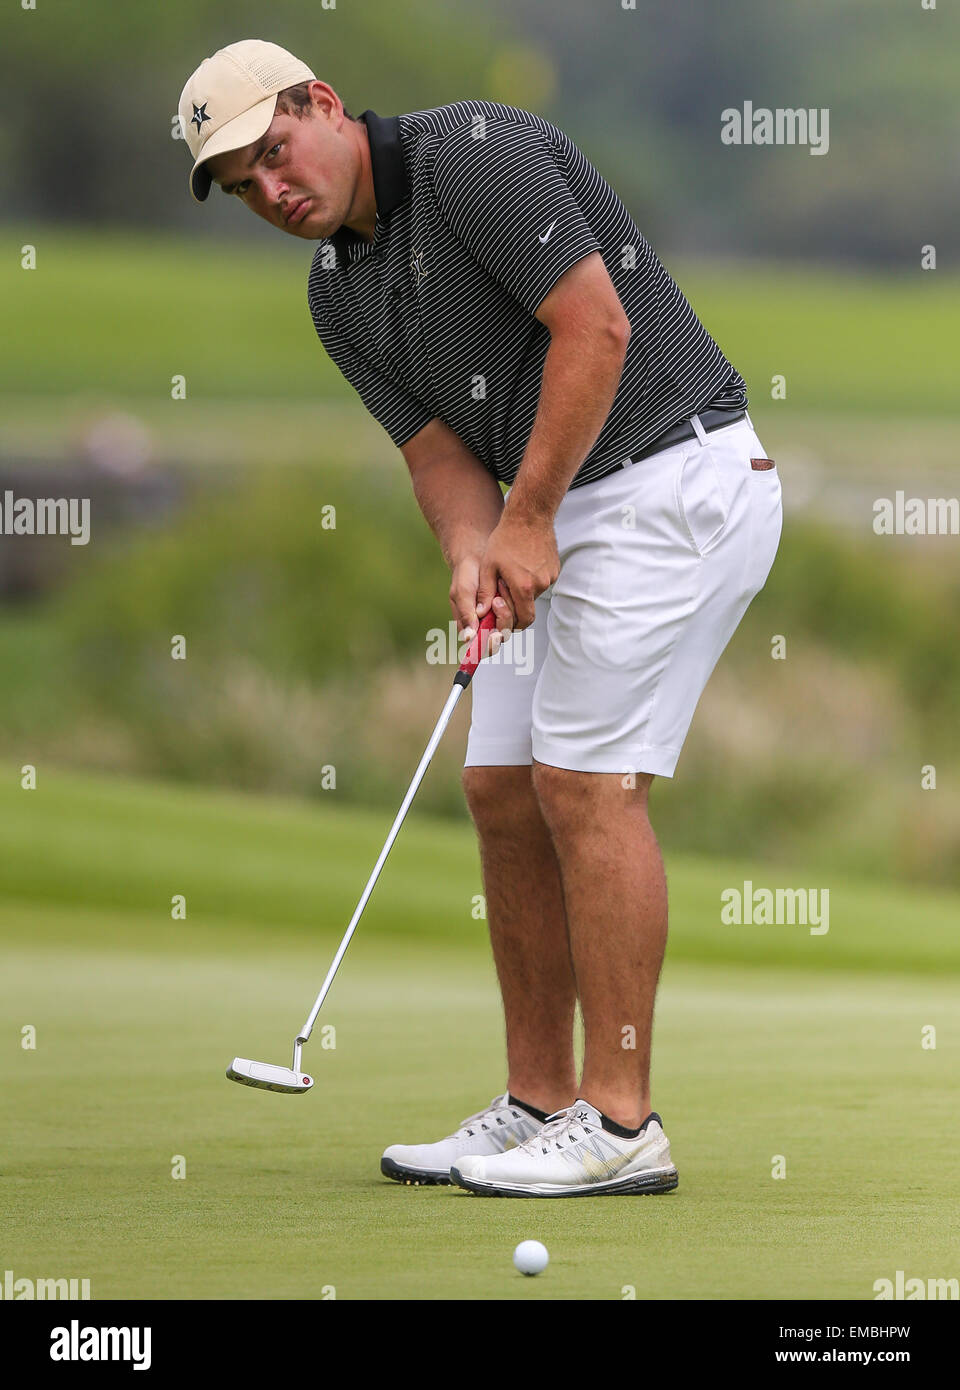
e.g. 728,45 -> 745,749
307,100 -> 747,490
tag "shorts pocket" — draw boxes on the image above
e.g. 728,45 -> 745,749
676,443 -> 732,558
740,464 -> 783,600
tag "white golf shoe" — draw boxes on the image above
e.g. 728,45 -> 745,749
381,1093 -> 545,1185
450,1100 -> 679,1197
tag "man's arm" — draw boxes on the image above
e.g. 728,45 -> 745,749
476,251 -> 631,629
400,419 -> 506,641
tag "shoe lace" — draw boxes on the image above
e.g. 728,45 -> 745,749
515,1105 -> 595,1155
451,1095 -> 525,1141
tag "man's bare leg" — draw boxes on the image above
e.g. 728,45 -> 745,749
462,765 -> 578,1116
531,761 -> 667,1129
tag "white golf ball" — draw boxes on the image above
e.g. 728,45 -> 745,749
513,1240 -> 549,1276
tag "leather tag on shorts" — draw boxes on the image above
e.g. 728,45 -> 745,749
751,458 -> 776,470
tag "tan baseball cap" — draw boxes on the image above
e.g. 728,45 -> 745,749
179,39 -> 316,203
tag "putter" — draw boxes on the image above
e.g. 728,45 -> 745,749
227,609 -> 498,1094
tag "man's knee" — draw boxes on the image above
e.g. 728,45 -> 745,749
532,760 -> 654,833
462,764 -> 536,834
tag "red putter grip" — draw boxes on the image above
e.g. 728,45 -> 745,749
456,610 -> 498,683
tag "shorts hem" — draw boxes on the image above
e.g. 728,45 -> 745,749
463,738 -> 533,768
530,739 -> 681,778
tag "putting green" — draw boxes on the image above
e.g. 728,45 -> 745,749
4,927 -> 959,1300
1,771 -> 958,1299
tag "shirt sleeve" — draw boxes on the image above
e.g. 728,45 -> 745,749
430,117 -> 602,316
307,289 -> 434,449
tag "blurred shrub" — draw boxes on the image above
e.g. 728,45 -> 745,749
0,461 -> 958,882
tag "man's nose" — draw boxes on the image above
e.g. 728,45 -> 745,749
259,173 -> 289,210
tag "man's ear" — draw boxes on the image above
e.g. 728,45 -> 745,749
308,79 -> 340,121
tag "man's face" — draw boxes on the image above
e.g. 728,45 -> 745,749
206,84 -> 358,239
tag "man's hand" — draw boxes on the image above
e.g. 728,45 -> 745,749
451,554 -> 522,657
477,511 -> 560,632
449,554 -> 483,638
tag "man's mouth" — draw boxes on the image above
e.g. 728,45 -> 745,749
284,198 -> 310,226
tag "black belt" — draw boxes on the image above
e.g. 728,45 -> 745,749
590,407 -> 747,483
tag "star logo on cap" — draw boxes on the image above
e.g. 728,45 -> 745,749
191,102 -> 211,133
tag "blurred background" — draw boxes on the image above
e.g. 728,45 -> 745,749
4,0 -> 960,1302
1,0 -> 959,884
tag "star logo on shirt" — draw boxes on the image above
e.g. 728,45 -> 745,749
411,248 -> 428,288
191,102 -> 211,133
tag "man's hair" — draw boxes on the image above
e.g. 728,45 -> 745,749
275,81 -> 353,121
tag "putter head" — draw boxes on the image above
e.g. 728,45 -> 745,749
226,1057 -> 314,1094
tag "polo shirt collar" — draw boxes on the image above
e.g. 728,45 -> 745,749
360,110 -> 408,218
331,110 -> 408,259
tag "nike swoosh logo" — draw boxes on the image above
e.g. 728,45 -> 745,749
538,220 -> 557,244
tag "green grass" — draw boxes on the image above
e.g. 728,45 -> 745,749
2,227 -> 957,419
2,766 -> 959,972
1,228 -> 330,401
4,937 -> 958,1300
684,261 -> 955,419
1,767 -> 958,1299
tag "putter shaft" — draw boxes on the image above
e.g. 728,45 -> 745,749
291,614 -> 496,1071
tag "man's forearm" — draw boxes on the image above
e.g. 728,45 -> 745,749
406,439 -> 505,568
504,322 -> 629,524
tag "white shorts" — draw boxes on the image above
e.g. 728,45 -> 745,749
464,413 -> 783,777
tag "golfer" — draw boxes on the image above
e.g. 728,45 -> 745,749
179,40 -> 782,1197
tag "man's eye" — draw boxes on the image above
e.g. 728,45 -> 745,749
266,143 -> 282,160
235,181 -> 250,197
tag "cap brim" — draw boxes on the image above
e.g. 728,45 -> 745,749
189,93 -> 279,203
